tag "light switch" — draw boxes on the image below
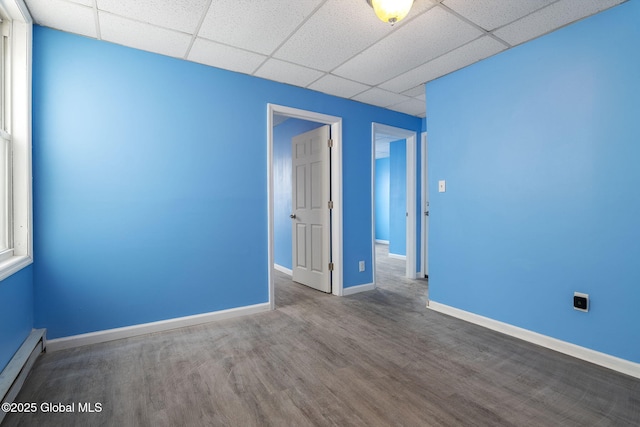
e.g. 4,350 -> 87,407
438,180 -> 446,193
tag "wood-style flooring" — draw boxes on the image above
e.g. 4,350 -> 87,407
3,245 -> 639,426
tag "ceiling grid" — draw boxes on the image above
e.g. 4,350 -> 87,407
24,0 -> 627,117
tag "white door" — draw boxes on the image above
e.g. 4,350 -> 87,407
291,125 -> 331,293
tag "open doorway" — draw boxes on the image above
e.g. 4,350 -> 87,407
267,104 -> 344,310
371,123 -> 417,287
420,131 -> 429,279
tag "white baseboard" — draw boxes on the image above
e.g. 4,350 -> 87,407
388,253 -> 406,260
342,282 -> 375,296
274,264 -> 292,276
375,240 -> 389,245
427,301 -> 640,379
47,303 -> 271,352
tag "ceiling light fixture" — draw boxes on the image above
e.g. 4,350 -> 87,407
367,0 -> 414,25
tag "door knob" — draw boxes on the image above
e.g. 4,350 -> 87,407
290,214 -> 296,219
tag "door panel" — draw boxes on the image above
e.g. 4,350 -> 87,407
311,225 -> 323,273
292,125 -> 331,293
311,161 -> 322,209
295,224 -> 306,268
295,165 -> 306,209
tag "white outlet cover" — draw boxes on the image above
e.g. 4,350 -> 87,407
574,292 -> 589,312
438,180 -> 446,192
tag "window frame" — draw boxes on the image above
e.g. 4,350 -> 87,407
0,0 -> 32,281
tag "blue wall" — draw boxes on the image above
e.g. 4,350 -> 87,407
389,140 -> 406,257
375,140 -> 408,256
427,1 -> 639,362
32,27 -> 422,339
0,266 -> 33,371
273,118 -> 324,270
374,157 -> 390,241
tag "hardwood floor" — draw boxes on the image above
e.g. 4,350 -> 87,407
4,250 -> 639,426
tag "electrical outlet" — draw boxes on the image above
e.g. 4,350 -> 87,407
359,261 -> 365,272
573,292 -> 589,312
438,180 -> 446,193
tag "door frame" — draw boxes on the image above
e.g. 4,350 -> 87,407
420,131 -> 428,278
371,122 -> 417,283
267,104 -> 344,309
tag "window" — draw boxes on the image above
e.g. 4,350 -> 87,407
0,128 -> 10,262
0,0 -> 32,280
0,15 -> 13,262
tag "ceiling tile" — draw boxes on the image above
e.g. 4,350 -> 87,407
273,0 -> 437,72
352,88 -> 410,108
375,140 -> 390,159
388,98 -> 425,117
96,0 -> 209,33
493,0 -> 626,46
401,85 -> 425,98
333,6 -> 483,86
307,74 -> 370,99
27,0 -> 627,122
188,38 -> 267,75
198,0 -> 323,56
254,59 -> 324,88
442,0 -> 555,31
376,134 -> 398,144
26,0 -> 97,38
66,0 -> 94,6
380,36 -> 507,92
99,12 -> 192,58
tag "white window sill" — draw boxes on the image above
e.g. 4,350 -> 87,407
0,255 -> 32,281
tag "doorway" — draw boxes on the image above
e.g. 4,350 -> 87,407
267,104 -> 344,309
371,123 -> 417,286
420,132 -> 429,279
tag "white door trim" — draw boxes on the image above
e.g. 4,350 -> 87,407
420,132 -> 428,278
267,104 -> 344,309
371,123 -> 417,282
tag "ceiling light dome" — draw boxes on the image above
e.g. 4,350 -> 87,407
367,0 -> 414,25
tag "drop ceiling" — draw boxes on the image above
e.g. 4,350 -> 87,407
25,0 -> 627,118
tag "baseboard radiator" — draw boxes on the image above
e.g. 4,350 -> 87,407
0,329 -> 46,424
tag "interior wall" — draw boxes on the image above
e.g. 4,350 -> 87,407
273,118 -> 324,270
0,266 -> 33,371
427,1 -> 639,362
389,139 -> 406,257
32,26 -> 422,339
374,157 -> 389,242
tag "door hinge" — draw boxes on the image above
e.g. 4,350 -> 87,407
328,262 -> 334,271
328,138 -> 333,148
328,200 -> 333,209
